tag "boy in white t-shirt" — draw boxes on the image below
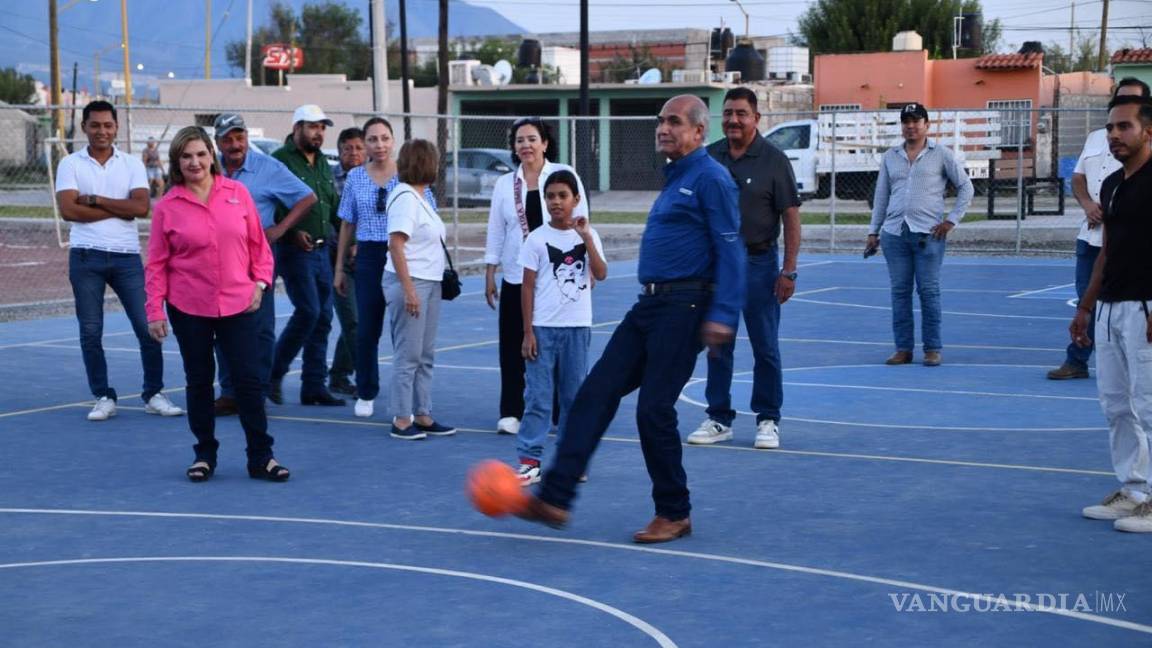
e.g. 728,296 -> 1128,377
515,170 -> 607,484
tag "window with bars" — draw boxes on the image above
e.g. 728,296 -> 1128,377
988,100 -> 1033,147
819,104 -> 861,112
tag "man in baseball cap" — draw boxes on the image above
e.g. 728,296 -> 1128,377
900,102 -> 929,122
268,104 -> 345,407
292,104 -> 334,127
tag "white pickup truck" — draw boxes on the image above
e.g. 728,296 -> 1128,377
762,111 -> 1003,202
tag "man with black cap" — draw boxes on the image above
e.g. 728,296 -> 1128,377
865,102 -> 973,367
210,112 -> 317,415
268,104 -> 346,406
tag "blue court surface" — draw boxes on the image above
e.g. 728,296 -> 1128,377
1,254 -> 1148,646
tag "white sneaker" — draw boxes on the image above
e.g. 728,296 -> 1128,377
1115,501 -> 1152,533
144,393 -> 184,417
754,420 -> 781,449
686,418 -> 732,445
517,462 -> 542,486
1083,490 -> 1143,520
354,399 -> 374,418
497,417 -> 520,435
87,397 -> 116,421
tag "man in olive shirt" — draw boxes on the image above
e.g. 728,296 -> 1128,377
689,87 -> 801,450
269,104 -> 345,406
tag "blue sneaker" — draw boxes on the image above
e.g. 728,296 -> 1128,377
415,420 -> 457,436
390,423 -> 427,440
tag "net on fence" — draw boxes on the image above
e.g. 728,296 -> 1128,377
0,103 -> 1111,319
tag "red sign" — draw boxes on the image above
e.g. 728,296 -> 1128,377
262,44 -> 304,71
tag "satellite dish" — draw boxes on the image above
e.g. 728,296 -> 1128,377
493,60 -> 513,85
472,65 -> 497,86
637,68 -> 662,84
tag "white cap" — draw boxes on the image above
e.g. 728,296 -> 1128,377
292,104 -> 333,127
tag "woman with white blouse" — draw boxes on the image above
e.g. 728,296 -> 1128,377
483,117 -> 588,435
384,139 -> 456,440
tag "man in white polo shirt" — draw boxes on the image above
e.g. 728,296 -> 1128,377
55,100 -> 183,421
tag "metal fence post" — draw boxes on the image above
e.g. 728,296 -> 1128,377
1015,108 -> 1025,255
829,110 -> 837,253
451,114 -> 460,262
45,138 -> 67,249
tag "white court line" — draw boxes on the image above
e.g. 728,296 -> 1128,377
1,509 -> 1146,636
0,556 -> 676,648
0,331 -> 135,352
832,286 -> 1025,294
33,343 -> 182,356
590,333 -> 1065,353
1008,283 -> 1075,299
791,297 -> 1069,320
736,380 -> 1099,403
0,262 -> 46,268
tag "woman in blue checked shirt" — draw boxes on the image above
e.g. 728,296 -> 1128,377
335,117 -> 436,418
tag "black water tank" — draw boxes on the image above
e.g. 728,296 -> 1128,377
725,41 -> 765,82
517,39 -> 542,68
1019,41 -> 1044,55
959,14 -> 982,50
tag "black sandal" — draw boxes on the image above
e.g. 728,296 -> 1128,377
248,458 -> 290,482
186,461 -> 214,482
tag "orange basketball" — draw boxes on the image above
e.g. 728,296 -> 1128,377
468,460 -> 530,517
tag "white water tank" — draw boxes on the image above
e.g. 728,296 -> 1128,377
768,46 -> 809,78
892,31 -> 923,52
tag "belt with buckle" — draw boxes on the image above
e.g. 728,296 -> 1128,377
640,280 -> 714,296
745,241 -> 776,256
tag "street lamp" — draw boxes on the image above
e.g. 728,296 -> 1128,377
729,0 -> 750,39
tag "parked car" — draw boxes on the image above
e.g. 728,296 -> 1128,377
442,148 -> 515,206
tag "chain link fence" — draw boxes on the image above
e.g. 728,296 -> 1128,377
0,102 -> 1110,318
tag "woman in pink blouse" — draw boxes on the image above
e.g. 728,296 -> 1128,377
145,126 -> 288,483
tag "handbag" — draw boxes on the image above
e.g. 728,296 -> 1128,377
440,238 -> 462,301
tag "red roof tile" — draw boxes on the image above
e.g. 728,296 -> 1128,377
974,53 -> 1043,70
1112,49 -> 1152,64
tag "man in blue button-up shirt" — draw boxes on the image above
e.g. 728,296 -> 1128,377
865,103 -> 973,367
516,95 -> 746,544
211,113 -> 317,415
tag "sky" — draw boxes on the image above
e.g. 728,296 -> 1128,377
2,0 -> 1149,94
491,0 -> 1149,52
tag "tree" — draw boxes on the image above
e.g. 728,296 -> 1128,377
1045,33 -> 1107,73
0,67 -> 36,104
601,45 -> 671,83
225,1 -> 371,84
796,0 -> 1004,57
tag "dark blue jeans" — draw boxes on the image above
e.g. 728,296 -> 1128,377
880,224 -> 946,352
353,240 -> 388,400
540,289 -> 708,521
1065,238 -> 1100,369
68,248 -> 163,402
168,304 -> 274,467
272,242 -> 335,395
216,285 -> 275,399
330,245 -> 358,383
705,248 -> 782,425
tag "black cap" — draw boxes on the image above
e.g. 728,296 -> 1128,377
213,113 -> 247,136
900,102 -> 929,122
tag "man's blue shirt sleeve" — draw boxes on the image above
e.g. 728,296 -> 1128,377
269,157 -> 314,210
698,170 -> 745,327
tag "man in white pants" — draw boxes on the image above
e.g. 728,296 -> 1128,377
1072,95 -> 1152,533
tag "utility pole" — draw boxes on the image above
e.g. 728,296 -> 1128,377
370,0 -> 389,112
1098,0 -> 1110,71
1069,0 -> 1075,69
399,0 -> 412,139
244,0 -> 253,85
205,0 -> 212,79
49,0 -> 63,141
120,0 -> 133,152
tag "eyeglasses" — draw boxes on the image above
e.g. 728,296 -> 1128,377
376,186 -> 387,212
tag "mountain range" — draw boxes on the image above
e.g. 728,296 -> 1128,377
2,0 -> 524,98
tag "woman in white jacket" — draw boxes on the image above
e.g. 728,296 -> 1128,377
484,117 -> 588,435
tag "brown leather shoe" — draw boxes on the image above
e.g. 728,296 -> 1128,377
213,396 -> 238,417
885,351 -> 913,365
514,495 -> 569,529
632,516 -> 692,544
923,351 -> 942,367
1047,363 -> 1089,380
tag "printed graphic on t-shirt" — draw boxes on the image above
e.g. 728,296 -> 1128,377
547,242 -> 588,303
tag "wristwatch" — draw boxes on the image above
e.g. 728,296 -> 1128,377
781,271 -> 798,281
86,195 -> 98,207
